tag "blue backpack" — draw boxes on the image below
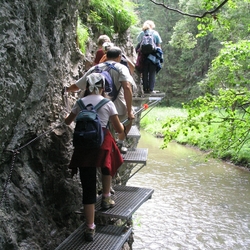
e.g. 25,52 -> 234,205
92,62 -> 121,101
73,98 -> 110,148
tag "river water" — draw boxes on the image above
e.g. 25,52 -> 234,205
127,130 -> 250,250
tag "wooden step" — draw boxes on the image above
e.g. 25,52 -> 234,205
126,125 -> 141,150
121,148 -> 148,180
148,96 -> 164,101
55,224 -> 132,250
132,92 -> 165,102
123,148 -> 148,164
96,185 -> 154,220
55,185 -> 154,250
127,125 -> 140,139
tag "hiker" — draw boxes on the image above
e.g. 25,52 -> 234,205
64,73 -> 124,242
64,46 -> 135,154
136,20 -> 162,94
99,42 -> 135,75
93,35 -> 111,65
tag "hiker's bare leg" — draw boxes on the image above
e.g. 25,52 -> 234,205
84,204 -> 95,225
101,174 -> 115,208
118,119 -> 132,141
102,175 -> 112,195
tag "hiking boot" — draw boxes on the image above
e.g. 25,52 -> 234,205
84,227 -> 95,242
117,143 -> 127,154
101,196 -> 115,209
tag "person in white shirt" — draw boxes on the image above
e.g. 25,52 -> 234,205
65,73 -> 124,242
65,47 -> 135,153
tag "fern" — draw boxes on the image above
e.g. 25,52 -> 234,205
77,18 -> 89,54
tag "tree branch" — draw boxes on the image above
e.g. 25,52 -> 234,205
149,0 -> 229,18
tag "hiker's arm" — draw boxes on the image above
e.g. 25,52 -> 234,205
65,112 -> 76,125
123,55 -> 135,75
121,81 -> 134,120
110,115 -> 124,134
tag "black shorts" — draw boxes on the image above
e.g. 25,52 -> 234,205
79,167 -> 109,204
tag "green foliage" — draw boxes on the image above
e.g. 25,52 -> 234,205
80,0 -> 137,37
77,18 -> 89,54
199,40 -> 250,91
197,0 -> 250,40
134,0 -> 250,166
162,87 -> 250,165
162,36 -> 249,164
168,0 -> 247,102
140,107 -> 187,136
170,19 -> 197,49
143,107 -> 231,162
132,214 -> 142,227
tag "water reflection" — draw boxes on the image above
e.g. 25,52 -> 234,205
128,130 -> 250,250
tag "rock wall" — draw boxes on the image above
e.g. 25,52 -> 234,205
0,0 -> 87,249
0,0 -> 139,248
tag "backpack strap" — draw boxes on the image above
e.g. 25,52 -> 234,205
93,64 -> 102,73
94,98 -> 110,110
104,62 -> 122,102
113,85 -> 122,102
94,98 -> 111,129
77,98 -> 110,111
104,62 -> 118,72
77,99 -> 86,110
144,29 -> 154,36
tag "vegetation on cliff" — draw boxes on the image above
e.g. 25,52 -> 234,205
78,0 -> 137,39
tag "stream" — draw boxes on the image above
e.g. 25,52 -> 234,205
127,130 -> 250,250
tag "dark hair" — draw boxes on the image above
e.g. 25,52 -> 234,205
106,46 -> 122,59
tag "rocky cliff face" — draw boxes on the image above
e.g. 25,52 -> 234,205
0,0 -> 88,249
0,0 -> 138,248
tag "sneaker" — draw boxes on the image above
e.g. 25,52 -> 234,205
101,196 -> 115,209
74,206 -> 84,214
84,227 -> 95,242
110,187 -> 115,195
116,143 -> 127,154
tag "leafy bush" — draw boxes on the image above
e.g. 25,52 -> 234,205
79,0 -> 137,38
77,18 -> 89,54
141,103 -> 250,167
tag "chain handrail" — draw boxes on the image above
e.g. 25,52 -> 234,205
0,89 -> 73,209
0,122 -> 64,208
0,92 -> 163,209
0,150 -> 18,207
